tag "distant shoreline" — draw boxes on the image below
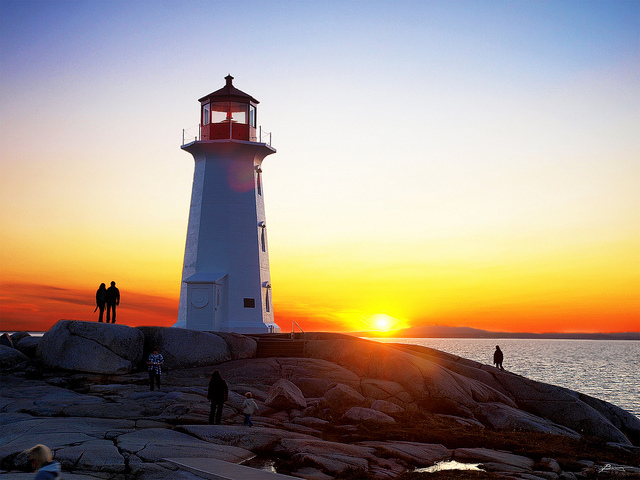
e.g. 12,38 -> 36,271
353,326 -> 640,341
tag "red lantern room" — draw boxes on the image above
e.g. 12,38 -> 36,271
199,74 -> 259,142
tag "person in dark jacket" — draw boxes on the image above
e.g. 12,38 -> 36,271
28,444 -> 61,479
105,281 -> 120,324
207,370 -> 228,424
95,283 -> 107,322
493,345 -> 504,370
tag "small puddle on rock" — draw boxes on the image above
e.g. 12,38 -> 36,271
414,460 -> 484,473
241,456 -> 277,472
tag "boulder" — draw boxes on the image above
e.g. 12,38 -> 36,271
539,457 -> 562,473
37,320 -> 144,374
16,335 -> 40,358
293,377 -> 333,398
324,383 -> 366,411
265,378 -> 307,410
137,326 -> 231,369
0,332 -> 14,348
10,331 -> 31,344
213,332 -> 257,360
0,344 -> 28,370
341,406 -> 396,425
371,399 -> 405,415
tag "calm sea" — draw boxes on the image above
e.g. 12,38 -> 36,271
367,338 -> 640,418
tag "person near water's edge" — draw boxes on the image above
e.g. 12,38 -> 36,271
494,345 -> 504,370
207,370 -> 228,425
105,281 -> 120,323
95,283 -> 107,322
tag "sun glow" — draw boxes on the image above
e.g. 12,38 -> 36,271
369,314 -> 399,332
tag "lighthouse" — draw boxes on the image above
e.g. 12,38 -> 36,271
174,75 -> 280,334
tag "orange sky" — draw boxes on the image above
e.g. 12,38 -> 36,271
1,1 -> 639,335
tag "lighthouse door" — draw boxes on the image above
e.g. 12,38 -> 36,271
186,283 -> 216,331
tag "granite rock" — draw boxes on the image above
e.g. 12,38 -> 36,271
137,326 -> 231,369
265,378 -> 307,410
0,345 -> 28,370
37,320 -> 144,374
341,406 -> 396,425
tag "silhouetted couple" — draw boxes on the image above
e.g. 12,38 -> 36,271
96,281 -> 120,323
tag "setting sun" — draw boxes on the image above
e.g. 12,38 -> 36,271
370,314 -> 398,332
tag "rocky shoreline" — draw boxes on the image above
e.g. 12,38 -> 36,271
1,320 -> 639,479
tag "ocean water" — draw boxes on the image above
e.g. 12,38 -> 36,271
368,338 -> 640,418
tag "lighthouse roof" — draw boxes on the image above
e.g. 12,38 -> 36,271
198,74 -> 259,104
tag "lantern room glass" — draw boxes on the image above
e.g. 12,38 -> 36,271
211,102 -> 248,124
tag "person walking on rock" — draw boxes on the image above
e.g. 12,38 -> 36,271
95,283 -> 107,322
105,281 -> 120,323
242,392 -> 258,427
27,444 -> 61,479
493,345 -> 504,370
147,346 -> 164,391
207,370 -> 228,425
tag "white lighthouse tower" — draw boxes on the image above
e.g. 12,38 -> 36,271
175,75 -> 280,334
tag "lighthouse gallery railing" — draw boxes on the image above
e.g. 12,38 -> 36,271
182,124 -> 272,147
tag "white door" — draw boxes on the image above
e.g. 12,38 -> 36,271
187,284 -> 215,331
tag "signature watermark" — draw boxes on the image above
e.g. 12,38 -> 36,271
596,463 -> 630,475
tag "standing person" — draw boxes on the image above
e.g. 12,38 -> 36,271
27,444 -> 61,479
493,345 -> 504,370
242,391 -> 258,427
95,283 -> 107,322
105,281 -> 120,323
147,346 -> 164,391
207,370 -> 228,425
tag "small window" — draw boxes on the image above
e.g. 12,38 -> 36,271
243,298 -> 255,308
265,288 -> 270,312
202,103 -> 210,125
249,105 -> 256,127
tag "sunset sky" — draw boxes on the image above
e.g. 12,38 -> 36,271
1,0 -> 638,334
